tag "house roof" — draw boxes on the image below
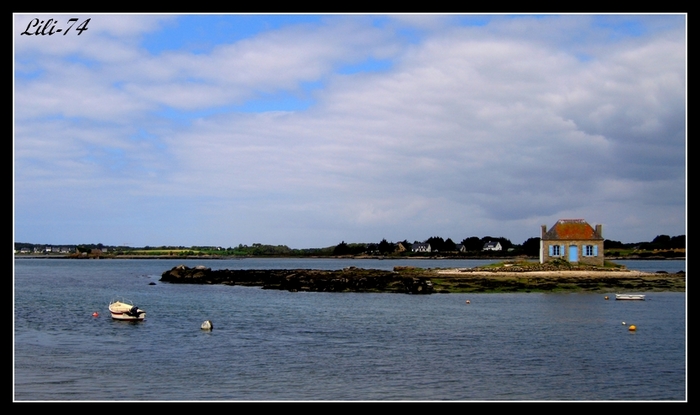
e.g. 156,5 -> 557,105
543,219 -> 602,240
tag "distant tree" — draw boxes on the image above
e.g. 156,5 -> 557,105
378,239 -> 395,254
639,234 -> 685,250
332,241 -> 366,255
640,234 -> 674,251
443,238 -> 457,252
496,237 -> 513,251
521,237 -> 541,257
425,236 -> 446,252
670,235 -> 685,249
333,241 -> 350,255
460,237 -> 482,251
604,239 -> 625,249
652,235 -> 671,244
652,235 -> 671,248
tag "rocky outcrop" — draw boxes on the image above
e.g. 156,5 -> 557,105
160,265 -> 434,294
160,264 -> 685,294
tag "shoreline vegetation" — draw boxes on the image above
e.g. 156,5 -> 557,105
14,234 -> 686,261
14,253 -> 686,261
159,261 -> 686,294
14,252 -> 686,261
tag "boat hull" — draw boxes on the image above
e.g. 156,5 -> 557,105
109,312 -> 146,321
615,294 -> 646,301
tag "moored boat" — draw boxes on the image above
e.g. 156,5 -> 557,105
615,294 -> 646,301
109,297 -> 146,320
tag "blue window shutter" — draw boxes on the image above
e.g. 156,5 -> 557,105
560,245 -> 565,255
549,245 -> 553,256
593,245 -> 598,256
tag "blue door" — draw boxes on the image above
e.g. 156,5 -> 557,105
569,245 -> 578,262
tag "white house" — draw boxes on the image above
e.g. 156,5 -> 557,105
482,241 -> 502,251
411,243 -> 431,253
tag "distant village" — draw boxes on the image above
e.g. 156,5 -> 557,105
14,240 -> 511,256
15,218 -> 685,261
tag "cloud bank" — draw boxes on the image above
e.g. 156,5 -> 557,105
14,14 -> 686,247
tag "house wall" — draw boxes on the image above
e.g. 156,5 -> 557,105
541,239 -> 604,266
411,244 -> 431,253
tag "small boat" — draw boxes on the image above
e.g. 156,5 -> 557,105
615,294 -> 646,301
109,297 -> 146,320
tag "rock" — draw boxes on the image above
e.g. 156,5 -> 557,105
160,266 -> 434,294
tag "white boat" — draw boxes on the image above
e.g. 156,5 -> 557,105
109,298 -> 146,320
615,294 -> 646,301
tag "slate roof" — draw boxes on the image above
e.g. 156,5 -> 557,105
412,243 -> 431,251
543,219 -> 602,240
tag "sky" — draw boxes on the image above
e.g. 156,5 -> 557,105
13,13 -> 687,249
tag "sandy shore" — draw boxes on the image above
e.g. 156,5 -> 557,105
435,269 -> 657,278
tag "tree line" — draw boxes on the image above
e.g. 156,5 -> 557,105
334,236 -> 519,256
15,234 -> 685,258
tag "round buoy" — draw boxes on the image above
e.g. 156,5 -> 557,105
201,320 -> 213,330
466,300 -> 470,304
604,296 -> 609,300
92,312 -> 99,317
622,321 -> 626,325
629,325 -> 636,331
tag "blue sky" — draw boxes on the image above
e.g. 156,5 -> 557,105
13,14 -> 686,248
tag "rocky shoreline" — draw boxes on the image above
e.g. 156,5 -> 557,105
160,265 -> 685,294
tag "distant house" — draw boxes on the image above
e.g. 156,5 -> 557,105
412,243 -> 431,253
482,241 -> 502,251
456,244 -> 466,253
540,219 -> 604,266
396,243 -> 407,253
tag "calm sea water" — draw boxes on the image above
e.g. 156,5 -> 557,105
14,258 -> 686,401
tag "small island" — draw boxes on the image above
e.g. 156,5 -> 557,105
160,261 -> 685,294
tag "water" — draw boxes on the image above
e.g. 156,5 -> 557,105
14,258 -> 686,401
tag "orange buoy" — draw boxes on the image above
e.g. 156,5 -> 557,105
604,296 -> 609,300
92,312 -> 99,317
629,325 -> 636,331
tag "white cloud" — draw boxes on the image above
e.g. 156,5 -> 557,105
14,14 -> 686,247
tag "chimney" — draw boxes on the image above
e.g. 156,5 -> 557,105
541,225 -> 547,237
595,224 -> 602,238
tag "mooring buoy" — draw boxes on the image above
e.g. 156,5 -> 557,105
201,320 -> 213,330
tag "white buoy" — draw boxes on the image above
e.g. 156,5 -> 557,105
622,322 -> 626,325
201,320 -> 213,330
